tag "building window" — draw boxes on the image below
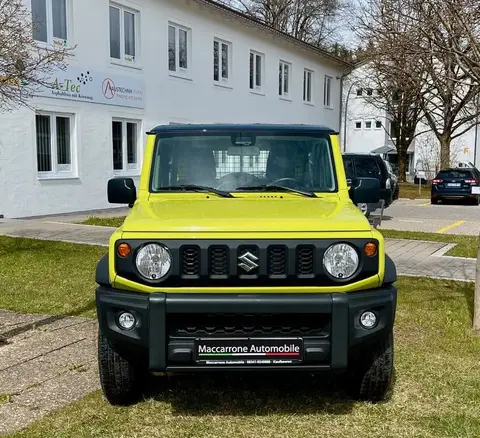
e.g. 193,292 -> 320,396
278,60 -> 291,98
303,69 -> 313,103
390,121 -> 399,139
31,0 -> 68,46
324,75 -> 332,108
109,3 -> 138,64
366,88 -> 373,96
365,120 -> 372,130
168,23 -> 190,75
356,88 -> 362,96
36,113 -> 74,177
213,38 -> 231,84
249,51 -> 264,92
375,120 -> 382,129
112,119 -> 140,173
354,121 -> 362,130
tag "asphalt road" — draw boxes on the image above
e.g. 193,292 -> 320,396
378,199 -> 480,235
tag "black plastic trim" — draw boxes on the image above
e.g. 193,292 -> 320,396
95,253 -> 110,287
384,254 -> 397,285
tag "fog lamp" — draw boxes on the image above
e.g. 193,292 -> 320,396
118,312 -> 136,330
360,311 -> 377,329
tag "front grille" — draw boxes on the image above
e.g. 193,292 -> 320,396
297,246 -> 315,275
268,246 -> 287,276
181,246 -> 200,276
210,246 -> 228,276
168,313 -> 330,338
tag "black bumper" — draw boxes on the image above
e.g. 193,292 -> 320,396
96,284 -> 397,373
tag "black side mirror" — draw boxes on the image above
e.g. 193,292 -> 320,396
108,177 -> 136,206
349,177 -> 380,204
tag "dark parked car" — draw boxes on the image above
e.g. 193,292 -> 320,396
342,153 -> 395,216
431,167 -> 480,205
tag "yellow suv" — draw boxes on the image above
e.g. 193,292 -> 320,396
95,124 -> 397,405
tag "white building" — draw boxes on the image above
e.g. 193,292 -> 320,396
341,62 -> 480,179
0,0 -> 349,218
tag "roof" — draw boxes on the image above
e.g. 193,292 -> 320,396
193,0 -> 352,69
148,123 -> 338,135
370,145 -> 396,154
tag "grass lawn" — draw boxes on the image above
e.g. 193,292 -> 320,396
379,229 -> 478,258
398,182 -> 431,199
80,216 -> 126,228
7,276 -> 480,438
0,236 -> 106,318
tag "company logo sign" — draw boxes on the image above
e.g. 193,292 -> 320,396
238,251 -> 259,272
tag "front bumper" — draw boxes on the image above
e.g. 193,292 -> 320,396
96,285 -> 397,372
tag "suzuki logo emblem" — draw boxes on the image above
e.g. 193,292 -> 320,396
238,251 -> 259,272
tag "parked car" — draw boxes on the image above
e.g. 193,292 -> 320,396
431,167 -> 480,205
342,153 -> 395,217
384,160 -> 399,201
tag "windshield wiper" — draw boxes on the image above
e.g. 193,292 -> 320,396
159,185 -> 234,198
236,185 -> 318,198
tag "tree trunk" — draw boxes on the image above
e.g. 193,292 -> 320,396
397,148 -> 408,182
439,135 -> 451,169
474,231 -> 480,333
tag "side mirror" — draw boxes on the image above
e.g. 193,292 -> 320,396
349,177 -> 380,204
108,177 -> 136,206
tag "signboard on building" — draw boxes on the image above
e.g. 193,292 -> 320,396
35,65 -> 144,109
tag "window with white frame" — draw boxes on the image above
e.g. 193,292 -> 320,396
35,113 -> 74,177
249,50 -> 264,92
31,0 -> 69,46
375,120 -> 382,129
278,60 -> 291,98
112,119 -> 140,173
213,38 -> 231,84
168,23 -> 190,75
303,69 -> 313,103
365,120 -> 372,130
324,75 -> 332,107
354,120 -> 362,130
109,3 -> 138,64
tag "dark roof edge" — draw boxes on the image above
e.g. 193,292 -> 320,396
193,0 -> 353,69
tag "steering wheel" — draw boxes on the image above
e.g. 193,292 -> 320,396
216,172 -> 262,191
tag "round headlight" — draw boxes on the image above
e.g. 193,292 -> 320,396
135,244 -> 172,280
323,243 -> 359,279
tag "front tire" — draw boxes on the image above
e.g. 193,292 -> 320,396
98,330 -> 145,406
348,332 -> 394,402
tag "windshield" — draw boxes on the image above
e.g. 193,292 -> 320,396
150,130 -> 337,193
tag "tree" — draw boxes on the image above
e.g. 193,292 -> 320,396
228,0 -> 352,47
0,0 -> 71,111
354,0 -> 480,170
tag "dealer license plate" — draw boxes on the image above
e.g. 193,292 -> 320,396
447,183 -> 461,187
195,337 -> 303,365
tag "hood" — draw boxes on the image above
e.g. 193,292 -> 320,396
120,195 -> 372,233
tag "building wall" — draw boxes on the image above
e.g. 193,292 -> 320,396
0,0 -> 345,218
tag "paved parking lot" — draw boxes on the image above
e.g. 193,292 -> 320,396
378,199 -> 480,235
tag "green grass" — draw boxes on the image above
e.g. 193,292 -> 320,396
380,229 -> 478,258
80,216 -> 126,228
0,236 -> 106,317
0,394 -> 12,406
398,182 -> 431,199
7,276 -> 480,438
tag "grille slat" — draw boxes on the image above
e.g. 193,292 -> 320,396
297,246 -> 315,276
268,246 -> 287,276
181,246 -> 200,276
210,246 -> 229,276
169,313 -> 330,338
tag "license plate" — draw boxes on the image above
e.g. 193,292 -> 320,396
195,337 -> 303,365
447,183 -> 461,187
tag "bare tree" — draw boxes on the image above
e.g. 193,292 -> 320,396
226,0 -> 351,47
0,0 -> 72,111
354,0 -> 480,170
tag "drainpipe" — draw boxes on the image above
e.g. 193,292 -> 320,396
338,65 -> 355,152
474,94 -> 479,168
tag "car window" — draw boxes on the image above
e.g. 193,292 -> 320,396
437,170 -> 474,179
343,157 -> 355,179
353,157 -> 381,179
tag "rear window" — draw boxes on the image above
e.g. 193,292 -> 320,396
437,170 -> 474,179
353,157 -> 381,179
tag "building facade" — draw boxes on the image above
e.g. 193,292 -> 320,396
0,0 -> 348,218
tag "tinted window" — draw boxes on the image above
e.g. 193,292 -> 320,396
343,157 -> 355,179
353,157 -> 381,179
437,170 -> 474,179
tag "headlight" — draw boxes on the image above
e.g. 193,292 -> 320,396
323,243 -> 359,279
135,243 -> 172,280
